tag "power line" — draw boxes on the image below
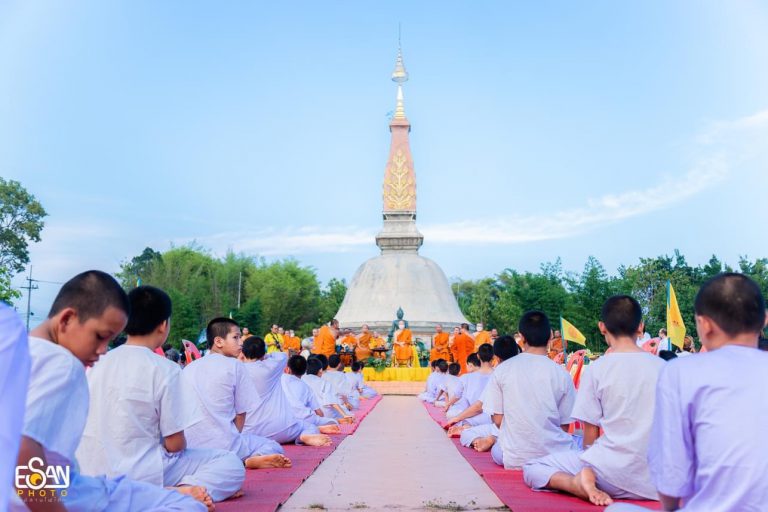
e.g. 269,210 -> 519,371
21,266 -> 38,331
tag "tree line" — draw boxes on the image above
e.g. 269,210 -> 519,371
120,245 -> 768,353
453,253 -> 768,352
117,245 -> 348,347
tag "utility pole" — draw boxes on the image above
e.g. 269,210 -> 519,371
237,271 -> 242,309
22,266 -> 38,331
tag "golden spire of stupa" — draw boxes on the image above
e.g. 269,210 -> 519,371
391,40 -> 408,120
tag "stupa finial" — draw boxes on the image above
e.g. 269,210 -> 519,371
391,31 -> 408,120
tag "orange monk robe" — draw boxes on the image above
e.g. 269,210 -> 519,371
451,333 -> 475,375
430,332 -> 450,362
548,336 -> 564,360
312,325 -> 337,357
474,330 -> 491,351
341,334 -> 358,350
283,335 -> 301,354
355,332 -> 373,361
394,328 -> 413,363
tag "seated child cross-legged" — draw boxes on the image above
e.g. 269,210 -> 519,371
484,310 -> 577,469
77,286 -> 245,510
239,336 -> 332,446
14,271 -> 207,511
182,317 -> 292,470
523,295 -> 664,506
608,273 -> 768,511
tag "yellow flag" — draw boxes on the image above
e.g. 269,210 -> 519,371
667,281 -> 686,350
560,317 -> 587,346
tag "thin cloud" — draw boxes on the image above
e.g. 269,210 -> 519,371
190,108 -> 766,254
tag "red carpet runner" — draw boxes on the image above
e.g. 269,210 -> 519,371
422,401 -> 661,511
217,395 -> 383,512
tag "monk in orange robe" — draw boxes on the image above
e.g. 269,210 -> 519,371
548,329 -> 564,360
355,324 -> 373,361
473,322 -> 491,351
451,323 -> 476,375
340,330 -> 357,351
447,326 -> 460,363
430,324 -> 450,362
283,329 -> 301,355
312,319 -> 339,357
393,321 -> 413,366
369,331 -> 387,360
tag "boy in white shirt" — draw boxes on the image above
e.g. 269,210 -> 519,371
182,318 -> 291,470
435,363 -> 463,410
484,311 -> 576,469
240,336 -> 332,446
523,296 -> 664,505
347,361 -> 378,399
446,344 -> 494,422
302,358 -> 355,423
323,354 -> 357,410
281,355 -> 340,430
14,270 -> 205,511
77,287 -> 245,507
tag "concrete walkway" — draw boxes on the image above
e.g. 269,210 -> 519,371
281,396 -> 506,511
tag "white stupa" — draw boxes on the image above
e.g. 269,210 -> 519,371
334,47 -> 468,334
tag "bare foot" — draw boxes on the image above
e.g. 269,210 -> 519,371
319,424 -> 341,434
471,435 -> 496,452
339,416 -> 355,424
300,433 -> 333,446
573,468 -> 614,506
229,489 -> 244,500
244,454 -> 292,469
173,485 -> 214,511
446,425 -> 470,437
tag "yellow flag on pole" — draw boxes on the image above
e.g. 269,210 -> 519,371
667,281 -> 686,350
560,317 -> 587,346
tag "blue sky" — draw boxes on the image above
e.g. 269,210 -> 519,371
3,1 -> 768,325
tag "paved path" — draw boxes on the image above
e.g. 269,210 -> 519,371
281,396 -> 506,511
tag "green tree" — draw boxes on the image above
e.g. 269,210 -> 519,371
0,179 -> 47,301
0,267 -> 21,303
245,259 -> 322,335
116,247 -> 162,288
318,278 -> 347,326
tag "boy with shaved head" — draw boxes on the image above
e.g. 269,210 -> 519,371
524,296 -> 663,506
182,318 -> 291,470
609,274 -> 768,511
14,271 -> 205,511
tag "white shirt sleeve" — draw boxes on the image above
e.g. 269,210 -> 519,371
234,360 -> 260,415
571,364 -> 601,426
483,372 -> 503,415
557,371 -> 577,425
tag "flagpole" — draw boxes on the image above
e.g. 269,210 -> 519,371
560,316 -> 568,367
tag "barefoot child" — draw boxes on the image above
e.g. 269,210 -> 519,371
13,271 -> 205,511
281,355 -> 340,432
303,358 -> 355,423
453,336 -> 520,447
77,287 -> 245,507
609,273 -> 768,511
484,311 -> 576,469
240,336 -> 332,446
523,296 -> 664,505
446,344 -> 494,421
182,318 -> 291,470
435,363 -> 463,410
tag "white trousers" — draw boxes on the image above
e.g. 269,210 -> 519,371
163,448 -> 245,502
523,450 -> 645,500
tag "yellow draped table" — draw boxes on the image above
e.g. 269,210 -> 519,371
359,367 -> 430,382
